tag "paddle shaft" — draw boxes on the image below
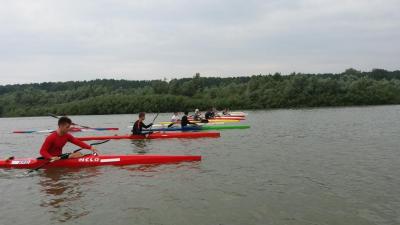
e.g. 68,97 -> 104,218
48,113 -> 91,129
152,113 -> 159,124
148,113 -> 159,132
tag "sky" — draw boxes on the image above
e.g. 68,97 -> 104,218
0,0 -> 399,84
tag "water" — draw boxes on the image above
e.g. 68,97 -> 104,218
1,106 -> 400,225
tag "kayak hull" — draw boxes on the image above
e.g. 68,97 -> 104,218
151,122 -> 225,127
13,128 -> 119,134
149,125 -> 250,132
229,111 -> 247,116
0,155 -> 201,169
160,119 -> 240,125
189,117 -> 245,121
209,116 -> 245,120
201,125 -> 250,130
76,131 -> 220,141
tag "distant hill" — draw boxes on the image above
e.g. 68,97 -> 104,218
1,69 -> 400,117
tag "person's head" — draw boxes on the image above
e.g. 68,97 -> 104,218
195,109 -> 199,113
139,112 -> 146,120
184,111 -> 189,115
58,116 -> 72,134
174,112 -> 178,116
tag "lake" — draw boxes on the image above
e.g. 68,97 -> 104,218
1,106 -> 400,225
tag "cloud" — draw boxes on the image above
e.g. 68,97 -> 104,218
0,0 -> 399,84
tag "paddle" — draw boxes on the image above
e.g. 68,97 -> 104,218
48,113 -> 91,129
167,122 -> 175,128
147,112 -> 159,134
152,112 -> 160,124
26,140 -> 110,173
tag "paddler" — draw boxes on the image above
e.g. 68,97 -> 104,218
132,112 -> 154,135
171,112 -> 180,123
193,109 -> 209,123
39,116 -> 99,161
222,108 -> 229,115
181,111 -> 197,127
193,109 -> 202,121
205,108 -> 215,120
167,112 -> 181,128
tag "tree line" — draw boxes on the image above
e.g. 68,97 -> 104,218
0,68 -> 399,117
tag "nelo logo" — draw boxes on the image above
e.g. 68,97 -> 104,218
78,157 -> 100,163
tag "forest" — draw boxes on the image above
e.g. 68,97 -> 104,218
0,68 -> 399,117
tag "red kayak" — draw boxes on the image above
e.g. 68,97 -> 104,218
0,154 -> 201,169
76,131 -> 220,141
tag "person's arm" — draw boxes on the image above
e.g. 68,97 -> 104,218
68,134 -> 93,150
132,121 -> 138,132
189,119 -> 199,126
142,122 -> 153,129
39,136 -> 54,159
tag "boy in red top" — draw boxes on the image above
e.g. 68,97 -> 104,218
40,117 -> 99,160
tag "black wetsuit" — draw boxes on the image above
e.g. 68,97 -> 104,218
191,114 -> 208,123
181,115 -> 195,127
132,120 -> 152,135
205,111 -> 215,120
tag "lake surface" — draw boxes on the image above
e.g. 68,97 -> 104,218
1,106 -> 400,225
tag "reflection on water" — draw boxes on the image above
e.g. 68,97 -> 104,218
122,162 -> 202,176
130,140 -> 150,153
38,168 -> 102,223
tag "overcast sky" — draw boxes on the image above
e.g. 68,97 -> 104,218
0,0 -> 399,84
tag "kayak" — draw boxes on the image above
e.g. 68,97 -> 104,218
190,119 -> 242,122
0,154 -> 201,169
13,129 -> 55,134
76,131 -> 220,141
213,116 -> 245,120
188,116 -> 245,121
13,127 -> 119,134
223,114 -> 246,117
195,125 -> 250,130
152,122 -> 225,127
148,125 -> 250,131
228,112 -> 248,116
160,119 -> 240,125
192,111 -> 247,117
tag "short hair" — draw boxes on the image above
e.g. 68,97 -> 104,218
58,116 -> 72,126
139,112 -> 146,118
184,111 -> 189,115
